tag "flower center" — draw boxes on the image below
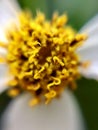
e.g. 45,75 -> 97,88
0,12 -> 86,105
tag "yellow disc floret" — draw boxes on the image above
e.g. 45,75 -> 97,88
0,12 -> 86,105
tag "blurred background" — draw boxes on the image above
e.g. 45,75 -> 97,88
0,0 -> 98,130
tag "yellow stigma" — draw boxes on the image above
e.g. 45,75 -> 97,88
0,12 -> 86,105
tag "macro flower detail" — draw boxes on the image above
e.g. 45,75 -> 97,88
0,12 -> 86,105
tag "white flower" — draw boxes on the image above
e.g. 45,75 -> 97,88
0,0 -> 98,130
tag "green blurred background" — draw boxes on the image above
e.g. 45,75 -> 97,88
0,0 -> 98,130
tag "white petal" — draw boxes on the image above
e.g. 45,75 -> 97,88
79,61 -> 98,80
0,28 -> 8,43
77,15 -> 98,80
0,0 -> 20,42
0,64 -> 9,93
80,14 -> 98,36
0,0 -> 20,26
0,78 -> 9,94
1,90 -> 85,130
0,48 -> 7,55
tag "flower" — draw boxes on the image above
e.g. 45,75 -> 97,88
0,0 -> 98,130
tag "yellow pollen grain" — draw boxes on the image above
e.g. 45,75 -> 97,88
29,98 -> 40,106
7,88 -> 20,97
8,79 -> 18,86
81,61 -> 91,68
0,57 -> 6,63
0,11 -> 86,105
27,84 -> 40,91
0,42 -> 7,48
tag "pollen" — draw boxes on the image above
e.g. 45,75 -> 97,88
0,12 -> 86,105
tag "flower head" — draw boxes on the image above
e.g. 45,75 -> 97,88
0,12 -> 87,105
1,1 -> 98,130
